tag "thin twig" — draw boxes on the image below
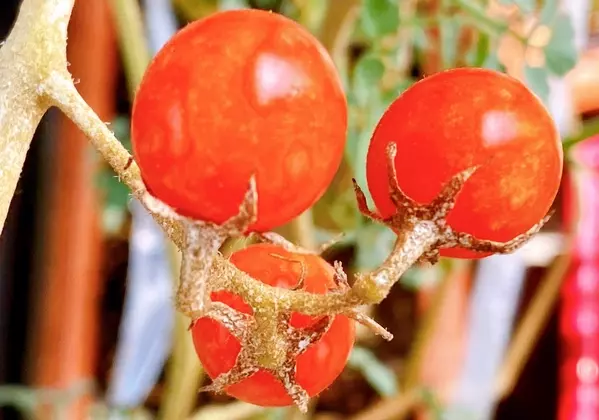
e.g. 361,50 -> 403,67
348,388 -> 422,420
107,0 -> 150,94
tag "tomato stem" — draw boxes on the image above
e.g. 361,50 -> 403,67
353,222 -> 439,303
40,75 -> 552,321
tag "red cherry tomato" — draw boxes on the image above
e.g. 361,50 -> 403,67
366,67 -> 563,258
191,244 -> 355,407
132,10 -> 347,232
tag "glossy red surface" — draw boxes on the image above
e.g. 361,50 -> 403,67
132,10 -> 347,232
366,67 -> 563,258
191,244 -> 355,407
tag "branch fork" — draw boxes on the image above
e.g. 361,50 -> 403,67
141,176 -> 258,319
198,298 -> 334,412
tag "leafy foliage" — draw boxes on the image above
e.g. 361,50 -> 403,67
347,346 -> 399,396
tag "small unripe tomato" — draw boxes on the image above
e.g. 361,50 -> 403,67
366,67 -> 563,258
132,10 -> 347,232
191,244 -> 355,407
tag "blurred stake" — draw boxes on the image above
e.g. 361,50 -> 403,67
158,243 -> 204,420
495,252 -> 571,398
402,261 -> 459,392
108,0 -> 150,96
27,0 -> 117,418
414,260 -> 472,419
106,199 -> 175,410
347,388 -> 422,420
450,253 -> 528,420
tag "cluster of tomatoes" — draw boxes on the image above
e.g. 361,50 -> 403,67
130,9 -> 562,408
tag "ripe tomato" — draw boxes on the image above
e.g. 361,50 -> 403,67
191,244 -> 355,406
366,68 -> 562,258
132,10 -> 347,232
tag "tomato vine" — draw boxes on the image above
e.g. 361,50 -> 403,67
0,0 -> 572,414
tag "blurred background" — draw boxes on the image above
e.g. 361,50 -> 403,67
1,0 -> 599,419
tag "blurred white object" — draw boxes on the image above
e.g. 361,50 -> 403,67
448,252 -> 528,420
106,0 -> 178,410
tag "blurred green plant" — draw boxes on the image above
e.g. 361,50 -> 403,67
347,346 -> 399,397
0,380 -> 96,420
96,115 -> 132,234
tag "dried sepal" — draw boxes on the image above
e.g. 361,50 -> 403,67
385,142 -> 419,214
353,142 -> 551,260
348,141 -> 552,306
443,211 -> 553,253
198,299 -> 334,412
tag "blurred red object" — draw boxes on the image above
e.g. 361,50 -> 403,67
560,135 -> 599,420
27,1 -> 117,419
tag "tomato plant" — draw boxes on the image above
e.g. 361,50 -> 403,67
366,67 -> 563,258
191,243 -> 355,407
131,9 -> 347,232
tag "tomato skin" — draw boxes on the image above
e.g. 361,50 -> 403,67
366,68 -> 563,258
132,10 -> 347,232
191,244 -> 355,407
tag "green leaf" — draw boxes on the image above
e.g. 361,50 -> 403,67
355,223 -> 396,270
539,0 -> 559,24
97,170 -> 130,209
346,128 -> 372,202
400,263 -> 446,291
496,0 -> 535,13
348,347 -> 399,397
482,51 -> 502,71
219,0 -> 248,10
380,79 -> 413,107
352,55 -> 385,107
523,65 -> 550,104
544,13 -> 577,76
412,25 -> 430,50
251,0 -> 280,9
110,115 -> 132,152
466,33 -> 490,67
0,385 -> 37,417
454,0 -> 507,36
96,169 -> 130,233
419,388 -> 444,419
361,0 -> 399,38
439,17 -> 459,69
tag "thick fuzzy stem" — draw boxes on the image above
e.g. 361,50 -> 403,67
41,73 -> 148,195
0,0 -> 75,234
176,226 -> 227,317
353,221 -> 438,303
